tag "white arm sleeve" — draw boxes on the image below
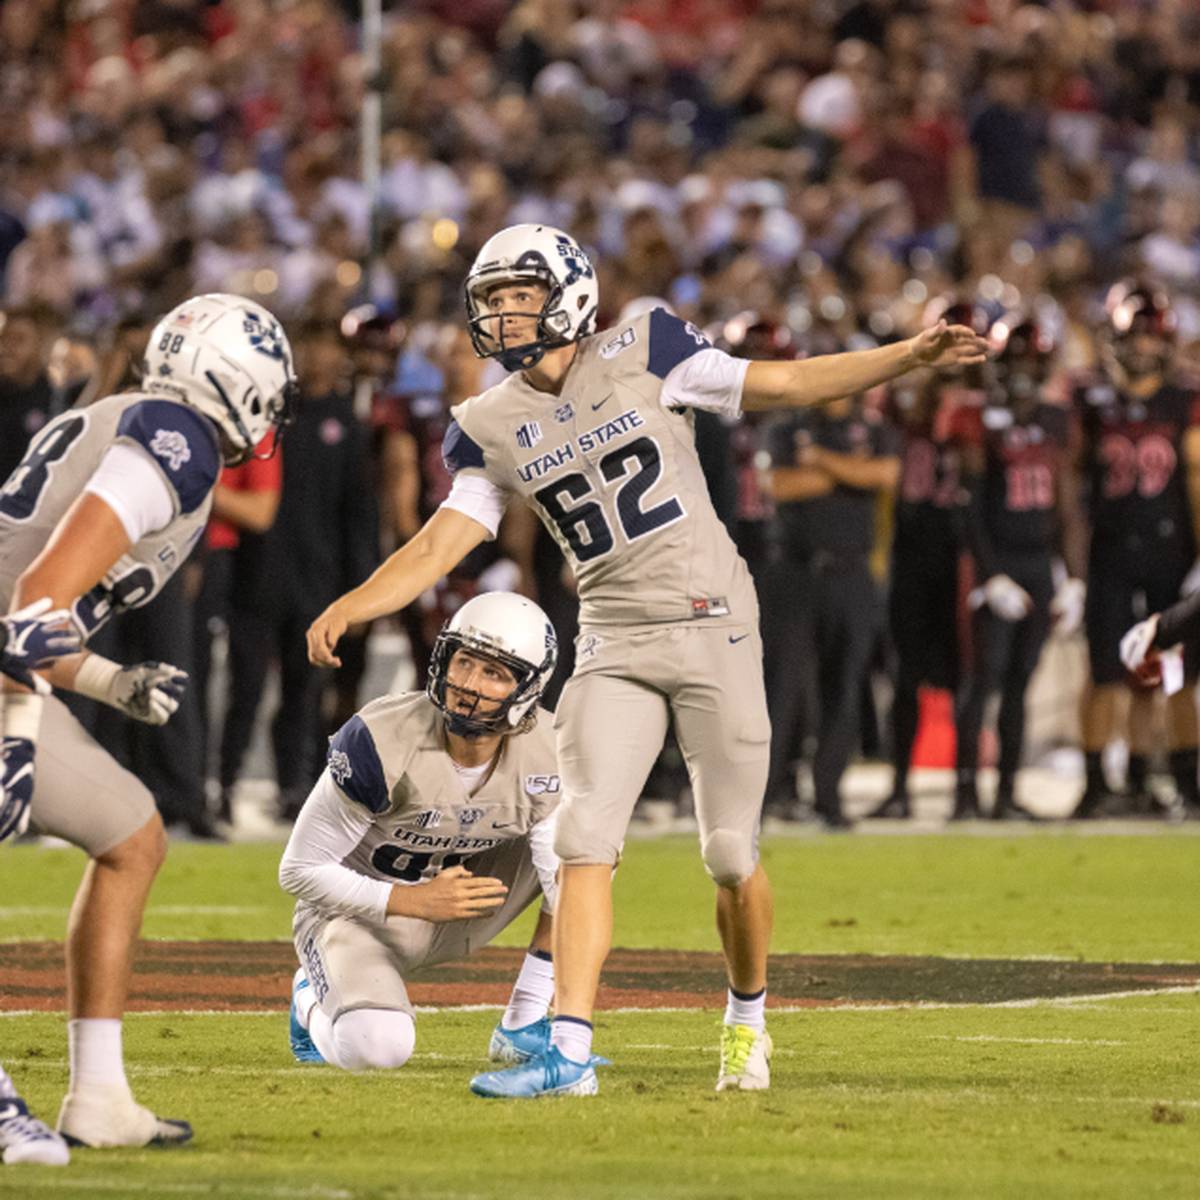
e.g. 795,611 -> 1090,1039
528,809 -> 561,914
278,773 -> 394,923
438,473 -> 509,539
83,443 -> 176,542
659,347 -> 750,419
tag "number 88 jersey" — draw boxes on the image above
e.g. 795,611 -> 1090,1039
0,392 -> 220,631
442,308 -> 757,628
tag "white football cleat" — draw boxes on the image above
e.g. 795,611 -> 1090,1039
57,1087 -> 192,1148
715,1024 -> 772,1092
0,1094 -> 70,1166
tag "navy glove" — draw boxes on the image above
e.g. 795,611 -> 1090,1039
0,598 -> 82,690
0,736 -> 35,843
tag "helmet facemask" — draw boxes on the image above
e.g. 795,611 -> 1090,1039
464,270 -> 577,372
988,320 -> 1053,418
1104,283 -> 1175,386
203,369 -> 298,465
1109,320 -> 1172,385
427,632 -> 547,738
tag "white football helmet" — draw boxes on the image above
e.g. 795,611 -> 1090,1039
464,224 -> 598,371
427,592 -> 558,737
142,294 -> 297,464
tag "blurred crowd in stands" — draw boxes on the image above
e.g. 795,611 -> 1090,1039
6,0 -> 1200,835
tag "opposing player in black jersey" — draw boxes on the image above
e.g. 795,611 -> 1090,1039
868,299 -> 988,819
953,314 -> 1084,818
1122,594 -> 1200,816
1072,281 -> 1200,817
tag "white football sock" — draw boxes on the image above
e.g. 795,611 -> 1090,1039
305,1007 -> 342,1068
501,951 -> 555,1030
293,968 -> 318,1029
724,987 -> 766,1032
550,1016 -> 593,1064
67,1019 -> 129,1093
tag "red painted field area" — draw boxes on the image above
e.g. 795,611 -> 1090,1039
2,942 -> 1197,1011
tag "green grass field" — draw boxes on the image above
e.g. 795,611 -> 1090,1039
2,832 -> 1198,1198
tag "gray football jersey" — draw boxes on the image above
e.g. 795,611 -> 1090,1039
0,392 -> 219,629
445,308 -> 756,627
323,692 -> 561,886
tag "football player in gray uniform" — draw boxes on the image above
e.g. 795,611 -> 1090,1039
0,293 -> 295,1147
307,224 -> 988,1098
281,592 -> 564,1072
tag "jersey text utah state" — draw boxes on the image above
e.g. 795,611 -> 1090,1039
444,308 -> 755,627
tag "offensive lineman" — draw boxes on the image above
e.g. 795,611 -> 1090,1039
0,293 -> 295,1147
307,223 -> 988,1098
281,593 -> 564,1071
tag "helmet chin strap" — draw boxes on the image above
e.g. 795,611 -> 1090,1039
498,342 -> 546,372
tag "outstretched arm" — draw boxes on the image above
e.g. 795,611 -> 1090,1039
307,506 -> 491,667
741,322 -> 988,412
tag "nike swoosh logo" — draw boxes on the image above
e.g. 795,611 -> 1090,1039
591,394 -> 613,412
0,1102 -> 21,1121
728,634 -> 749,644
491,822 -> 518,831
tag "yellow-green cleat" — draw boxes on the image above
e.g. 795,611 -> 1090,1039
715,1023 -> 772,1092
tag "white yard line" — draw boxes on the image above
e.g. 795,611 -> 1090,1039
12,1182 -> 354,1200
930,1034 -> 1126,1046
0,984 -> 1195,1022
0,905 -> 270,917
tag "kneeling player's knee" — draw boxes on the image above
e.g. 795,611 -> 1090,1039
332,1009 -> 415,1070
701,828 -> 756,888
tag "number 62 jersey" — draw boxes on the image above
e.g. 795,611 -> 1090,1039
0,392 -> 220,626
441,308 -> 756,628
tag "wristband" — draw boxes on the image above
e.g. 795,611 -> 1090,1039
3,691 -> 44,743
73,654 -> 122,702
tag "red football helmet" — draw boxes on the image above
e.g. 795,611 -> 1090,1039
1103,279 -> 1175,380
989,310 -> 1057,399
1105,279 -> 1175,339
924,294 -> 992,338
717,311 -> 797,360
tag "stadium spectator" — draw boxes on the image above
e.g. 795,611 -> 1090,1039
0,303 -> 61,482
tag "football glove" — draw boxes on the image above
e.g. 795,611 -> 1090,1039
0,598 -> 81,691
74,656 -> 189,726
974,574 -> 1033,622
0,736 -> 35,843
1181,559 -> 1200,598
1050,577 -> 1086,637
1120,616 -> 1162,685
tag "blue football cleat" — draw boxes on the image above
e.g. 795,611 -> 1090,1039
470,1046 -> 609,1099
289,970 -> 324,1064
487,1016 -> 552,1064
